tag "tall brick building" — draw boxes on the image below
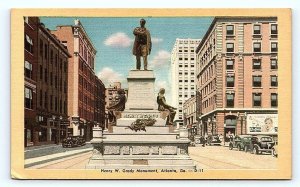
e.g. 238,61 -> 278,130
24,17 -> 71,146
51,19 -> 105,141
196,17 -> 278,142
24,17 -> 39,147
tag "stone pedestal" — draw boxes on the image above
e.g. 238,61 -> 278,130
87,70 -> 195,170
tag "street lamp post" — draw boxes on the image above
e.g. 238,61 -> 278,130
212,115 -> 217,135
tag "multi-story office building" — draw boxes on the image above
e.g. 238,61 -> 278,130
24,17 -> 39,147
196,17 -> 278,142
183,96 -> 197,128
94,75 -> 106,128
171,38 -> 201,127
105,82 -> 122,110
52,19 -> 102,141
36,20 -> 71,145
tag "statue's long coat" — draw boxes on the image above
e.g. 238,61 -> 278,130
132,27 -> 152,56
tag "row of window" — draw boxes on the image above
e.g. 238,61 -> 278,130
79,59 -> 95,80
179,79 -> 195,83
226,24 -> 278,36
78,107 -> 94,121
40,39 -> 68,70
25,87 -> 68,114
225,42 -> 278,53
178,57 -> 195,61
178,49 -> 195,53
225,59 -> 278,70
179,64 -> 195,68
225,75 -> 278,87
226,93 -> 278,107
79,91 -> 95,107
79,75 -> 95,93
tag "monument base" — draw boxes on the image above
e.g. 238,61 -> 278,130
86,69 -> 195,170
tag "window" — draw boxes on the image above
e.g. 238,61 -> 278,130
184,58 -> 188,60
50,50 -> 53,63
64,81 -> 67,93
50,95 -> 53,110
253,76 -> 262,87
226,43 -> 234,53
39,89 -> 43,107
24,34 -> 33,53
271,42 -> 278,53
226,59 -> 234,70
39,65 -> 43,80
226,76 -> 234,87
50,72 -> 53,86
25,87 -> 33,109
271,93 -> 278,107
271,59 -> 278,69
55,97 -> 58,111
226,93 -> 234,107
253,42 -> 261,53
44,69 -> 47,83
253,93 -> 262,107
271,76 -> 278,87
253,59 -> 262,70
271,24 -> 278,35
253,24 -> 261,35
44,92 -> 48,109
179,57 -> 183,60
55,76 -> 57,88
226,25 -> 234,35
44,44 -> 48,59
24,61 -> 32,79
39,39 -> 43,56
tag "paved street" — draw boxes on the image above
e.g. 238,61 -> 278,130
25,143 -> 93,159
27,145 -> 277,169
189,145 -> 277,169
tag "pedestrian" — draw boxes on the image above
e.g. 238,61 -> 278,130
201,135 -> 206,147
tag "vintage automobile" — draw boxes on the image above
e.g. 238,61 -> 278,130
272,142 -> 278,157
229,135 -> 252,151
244,135 -> 275,154
62,136 -> 86,148
207,135 -> 222,146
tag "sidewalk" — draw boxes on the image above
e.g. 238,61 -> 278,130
25,147 -> 93,168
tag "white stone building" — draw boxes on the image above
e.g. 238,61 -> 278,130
171,38 -> 201,127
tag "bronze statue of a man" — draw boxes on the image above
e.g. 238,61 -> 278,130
132,18 -> 152,70
157,88 -> 177,125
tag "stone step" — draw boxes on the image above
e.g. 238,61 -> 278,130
86,155 -> 196,170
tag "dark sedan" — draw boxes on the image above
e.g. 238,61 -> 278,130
62,136 -> 86,148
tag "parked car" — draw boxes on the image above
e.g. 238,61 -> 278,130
62,136 -> 86,148
207,135 -> 222,146
272,141 -> 278,157
244,135 -> 275,154
229,135 -> 252,151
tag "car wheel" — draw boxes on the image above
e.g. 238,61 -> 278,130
272,148 -> 277,157
237,145 -> 241,151
244,146 -> 248,153
229,144 -> 233,150
253,147 -> 259,155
